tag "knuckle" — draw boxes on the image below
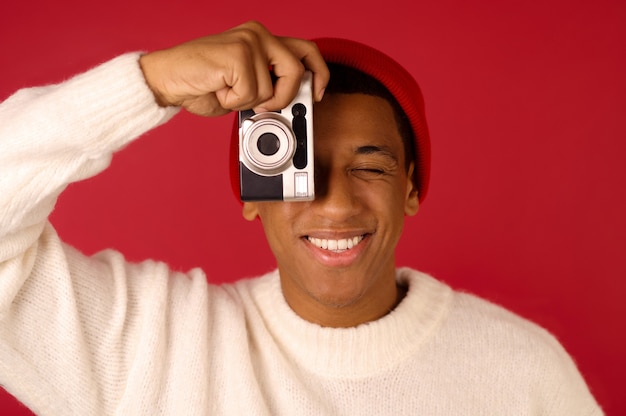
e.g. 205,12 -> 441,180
233,21 -> 267,44
237,27 -> 259,44
241,20 -> 267,32
301,39 -> 320,53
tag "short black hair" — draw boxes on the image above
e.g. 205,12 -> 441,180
325,63 -> 416,176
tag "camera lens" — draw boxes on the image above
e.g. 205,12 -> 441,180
241,113 -> 295,175
257,132 -> 280,156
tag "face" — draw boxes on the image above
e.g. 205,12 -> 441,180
243,93 -> 419,327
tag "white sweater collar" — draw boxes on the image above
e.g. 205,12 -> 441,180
245,268 -> 453,378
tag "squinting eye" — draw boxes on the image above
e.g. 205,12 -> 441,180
352,168 -> 386,179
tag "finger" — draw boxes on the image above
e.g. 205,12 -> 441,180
249,49 -> 275,108
183,92 -> 231,117
255,65 -> 303,112
215,67 -> 257,111
254,42 -> 306,111
215,29 -> 279,110
280,37 -> 330,102
215,57 -> 276,112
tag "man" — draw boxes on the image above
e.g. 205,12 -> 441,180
0,21 -> 602,415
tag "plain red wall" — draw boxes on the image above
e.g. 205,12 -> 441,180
1,0 -> 624,414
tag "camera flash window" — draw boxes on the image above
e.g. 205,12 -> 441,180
294,172 -> 309,198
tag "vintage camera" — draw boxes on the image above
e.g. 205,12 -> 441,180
238,71 -> 314,201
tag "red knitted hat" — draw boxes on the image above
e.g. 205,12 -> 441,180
229,37 -> 431,203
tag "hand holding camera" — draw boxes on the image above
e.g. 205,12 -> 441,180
139,21 -> 329,117
138,21 -> 327,201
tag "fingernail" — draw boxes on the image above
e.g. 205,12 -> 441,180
318,88 -> 326,101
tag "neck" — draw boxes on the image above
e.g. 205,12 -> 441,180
281,273 -> 407,328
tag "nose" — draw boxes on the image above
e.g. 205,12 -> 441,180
313,165 -> 360,221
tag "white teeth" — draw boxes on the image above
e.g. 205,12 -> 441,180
307,235 -> 364,252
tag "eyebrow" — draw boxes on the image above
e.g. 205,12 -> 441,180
354,145 -> 400,164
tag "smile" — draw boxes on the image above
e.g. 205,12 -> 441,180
306,235 -> 365,252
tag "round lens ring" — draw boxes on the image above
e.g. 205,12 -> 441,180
241,113 -> 296,176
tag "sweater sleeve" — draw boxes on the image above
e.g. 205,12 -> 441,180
0,53 -> 180,414
0,53 -> 177,262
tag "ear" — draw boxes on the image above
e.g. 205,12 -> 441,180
242,202 -> 260,221
404,162 -> 419,216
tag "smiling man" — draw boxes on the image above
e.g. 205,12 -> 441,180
243,73 -> 420,327
0,21 -> 602,415
238,49 -> 427,329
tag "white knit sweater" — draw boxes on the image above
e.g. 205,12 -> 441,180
0,53 -> 603,415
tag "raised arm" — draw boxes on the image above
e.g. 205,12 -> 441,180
0,19 -> 329,284
0,21 -> 328,415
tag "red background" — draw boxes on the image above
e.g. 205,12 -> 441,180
1,0 -> 624,413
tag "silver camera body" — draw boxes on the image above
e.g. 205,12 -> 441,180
238,71 -> 315,201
